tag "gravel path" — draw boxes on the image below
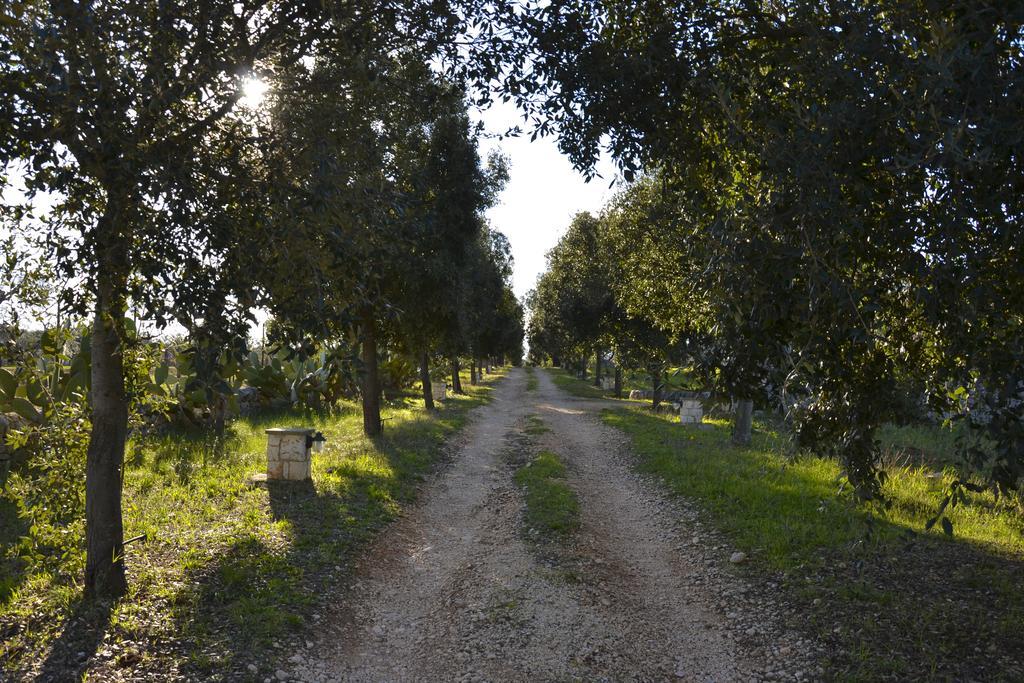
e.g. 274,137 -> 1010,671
287,368 -> 819,682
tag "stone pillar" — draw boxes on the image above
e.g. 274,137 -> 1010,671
265,427 -> 313,481
431,380 -> 447,402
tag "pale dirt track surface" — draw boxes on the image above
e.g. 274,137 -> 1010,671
287,368 -> 820,682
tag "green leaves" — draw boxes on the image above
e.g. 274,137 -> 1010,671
0,367 -> 16,400
154,363 -> 169,387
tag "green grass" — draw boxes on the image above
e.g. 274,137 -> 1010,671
514,450 -> 579,537
546,367 -> 610,399
525,365 -> 538,392
604,407 -> 1024,680
617,366 -> 700,393
560,359 -> 699,394
545,367 -> 655,404
0,367 -> 506,680
523,414 -> 549,435
876,421 -> 999,475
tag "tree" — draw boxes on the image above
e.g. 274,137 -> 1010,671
600,175 -> 787,444
528,208 -> 673,406
0,0 -> 470,597
527,213 -> 610,371
392,116 -> 509,410
474,0 -> 1024,499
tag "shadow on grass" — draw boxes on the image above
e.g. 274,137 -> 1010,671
35,598 -> 113,683
603,406 -> 1024,680
0,495 -> 27,605
169,383 -> 496,677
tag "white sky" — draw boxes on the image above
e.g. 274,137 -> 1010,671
472,100 -> 619,301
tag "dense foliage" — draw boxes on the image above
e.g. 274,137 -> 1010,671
509,2 -> 1024,509
0,1 -> 522,599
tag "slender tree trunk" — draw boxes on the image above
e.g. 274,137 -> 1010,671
594,347 -> 602,387
84,195 -> 131,599
420,349 -> 434,411
732,399 -> 754,446
85,297 -> 129,599
451,357 -> 464,394
614,366 -> 623,399
360,309 -> 382,436
651,365 -> 662,409
470,358 -> 478,385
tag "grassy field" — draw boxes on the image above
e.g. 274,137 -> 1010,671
547,367 -> 608,399
549,362 -> 699,394
0,368 -> 505,681
551,368 -> 1024,680
544,366 -> 666,404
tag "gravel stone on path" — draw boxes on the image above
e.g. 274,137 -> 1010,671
287,368 -> 820,682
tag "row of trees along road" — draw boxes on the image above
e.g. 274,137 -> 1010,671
0,2 -> 522,599
3,0 -> 1022,602
507,2 -> 1024,518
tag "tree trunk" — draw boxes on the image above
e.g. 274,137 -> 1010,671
732,399 -> 754,446
594,347 -> 602,387
651,366 -> 662,409
451,357 -> 464,394
420,349 -> 434,411
614,366 -> 623,399
360,309 -> 382,437
85,299 -> 129,599
470,358 -> 478,385
85,194 -> 131,600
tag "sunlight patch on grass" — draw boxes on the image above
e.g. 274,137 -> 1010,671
604,406 -> 1024,679
0,369 -> 504,677
546,368 -> 607,399
603,409 -> 1024,564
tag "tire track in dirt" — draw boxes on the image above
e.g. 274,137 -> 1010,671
289,368 -> 816,682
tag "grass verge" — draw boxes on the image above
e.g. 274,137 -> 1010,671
525,365 -> 538,392
545,368 -> 611,400
0,367 -> 505,681
603,407 -> 1024,680
514,450 -> 580,538
523,414 -> 549,436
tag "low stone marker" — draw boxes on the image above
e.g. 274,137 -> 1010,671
678,399 -> 704,425
265,427 -> 316,481
600,377 -> 615,390
431,380 -> 447,402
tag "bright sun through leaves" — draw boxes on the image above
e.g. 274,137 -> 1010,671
239,76 -> 269,109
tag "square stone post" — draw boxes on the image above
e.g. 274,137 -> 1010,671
265,427 -> 314,481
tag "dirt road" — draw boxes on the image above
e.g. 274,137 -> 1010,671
288,368 -> 817,682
